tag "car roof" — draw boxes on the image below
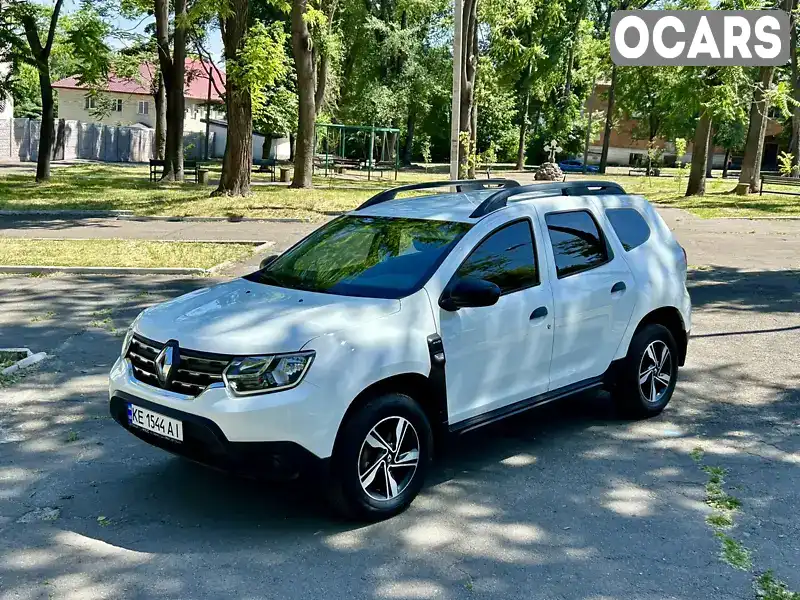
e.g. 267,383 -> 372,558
352,190 -> 496,223
351,180 -> 632,223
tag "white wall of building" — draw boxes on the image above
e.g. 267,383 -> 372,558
208,121 -> 290,161
55,89 -> 224,133
0,63 -> 13,159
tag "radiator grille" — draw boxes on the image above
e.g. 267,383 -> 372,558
126,334 -> 231,396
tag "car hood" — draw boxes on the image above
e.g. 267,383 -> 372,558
135,278 -> 401,355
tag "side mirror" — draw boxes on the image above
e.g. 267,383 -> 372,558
439,277 -> 501,311
259,254 -> 278,270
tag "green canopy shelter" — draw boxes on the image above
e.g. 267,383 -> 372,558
314,122 -> 400,181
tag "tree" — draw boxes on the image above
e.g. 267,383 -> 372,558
153,0 -> 188,181
287,0 -> 337,189
737,67 -> 775,194
686,109 -> 712,196
714,118 -> 746,179
1,1 -> 110,182
290,0 -> 316,188
214,17 -> 288,196
458,0 -> 478,177
593,0 -> 655,174
484,0 -> 567,169
615,66 -> 694,173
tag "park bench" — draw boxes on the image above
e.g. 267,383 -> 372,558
149,159 -> 199,183
759,175 -> 800,196
628,167 -> 660,176
255,158 -> 278,182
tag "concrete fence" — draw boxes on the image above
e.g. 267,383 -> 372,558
0,118 -> 213,163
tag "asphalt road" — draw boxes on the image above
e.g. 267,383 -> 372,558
0,220 -> 798,599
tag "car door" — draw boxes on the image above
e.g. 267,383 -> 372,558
436,217 -> 555,425
535,198 -> 637,391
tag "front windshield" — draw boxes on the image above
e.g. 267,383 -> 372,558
246,215 -> 472,299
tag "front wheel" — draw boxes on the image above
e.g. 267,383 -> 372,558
328,393 -> 432,521
612,324 -> 679,418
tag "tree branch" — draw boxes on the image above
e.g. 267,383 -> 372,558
192,34 -> 226,102
44,0 -> 65,57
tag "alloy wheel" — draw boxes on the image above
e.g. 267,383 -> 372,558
638,340 -> 672,404
358,416 -> 420,501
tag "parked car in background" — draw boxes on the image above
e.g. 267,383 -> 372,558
559,159 -> 599,173
109,179 -> 690,521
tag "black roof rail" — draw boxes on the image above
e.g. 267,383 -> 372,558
356,178 -> 520,211
469,180 -> 626,218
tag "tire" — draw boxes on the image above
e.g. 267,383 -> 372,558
328,393 -> 432,521
612,324 -> 679,418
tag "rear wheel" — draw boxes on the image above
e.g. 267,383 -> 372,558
613,324 -> 678,418
328,393 -> 432,521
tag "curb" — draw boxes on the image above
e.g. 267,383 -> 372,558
0,209 -> 135,218
0,265 -> 207,275
117,215 -> 334,223
0,211 -> 340,223
715,216 -> 800,221
13,237 -> 269,245
1,348 -> 48,376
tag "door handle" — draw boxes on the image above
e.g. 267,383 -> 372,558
530,306 -> 548,320
611,281 -> 627,294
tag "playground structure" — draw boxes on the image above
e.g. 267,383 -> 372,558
314,123 -> 400,181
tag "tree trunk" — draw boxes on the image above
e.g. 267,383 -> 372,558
155,0 -> 187,181
20,0 -> 64,183
214,0 -> 252,196
291,0 -> 316,189
686,111 -> 712,196
403,109 -> 415,166
36,66 -> 54,182
599,64 -> 617,174
738,66 -> 774,194
468,89 -> 478,179
791,0 -> 800,168
582,80 -> 596,174
154,74 -> 166,160
705,134 -> 715,178
458,0 -> 478,177
722,148 -> 731,179
315,52 -> 328,116
516,87 -> 531,170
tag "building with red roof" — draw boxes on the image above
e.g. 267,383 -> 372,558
52,59 -> 226,133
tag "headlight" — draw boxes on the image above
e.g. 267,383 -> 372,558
121,327 -> 135,358
223,351 -> 315,396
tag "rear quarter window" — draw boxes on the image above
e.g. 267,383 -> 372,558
606,208 -> 651,251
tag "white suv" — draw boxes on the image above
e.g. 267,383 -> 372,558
109,179 -> 690,520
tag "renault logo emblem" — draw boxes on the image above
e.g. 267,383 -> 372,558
155,341 -> 180,387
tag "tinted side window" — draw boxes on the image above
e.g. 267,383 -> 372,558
456,220 -> 538,294
546,210 -> 610,278
606,208 -> 651,251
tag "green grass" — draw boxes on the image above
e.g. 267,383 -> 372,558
716,532 -> 753,571
755,571 -> 800,600
1,164 -> 799,219
565,172 -> 800,218
0,238 -> 254,269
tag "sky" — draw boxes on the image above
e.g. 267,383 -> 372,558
60,0 -> 225,62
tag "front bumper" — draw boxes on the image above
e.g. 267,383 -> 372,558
109,356 -> 341,475
109,392 -> 326,479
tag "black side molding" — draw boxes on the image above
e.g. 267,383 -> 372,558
426,333 -> 449,430
449,376 -> 605,435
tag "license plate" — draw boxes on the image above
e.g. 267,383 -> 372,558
128,404 -> 183,442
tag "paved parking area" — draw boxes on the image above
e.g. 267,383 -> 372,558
0,218 -> 798,599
